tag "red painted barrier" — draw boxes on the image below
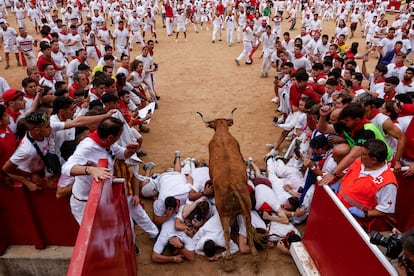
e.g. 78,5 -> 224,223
67,159 -> 137,276
395,174 -> 414,232
0,180 -> 79,255
302,185 -> 397,275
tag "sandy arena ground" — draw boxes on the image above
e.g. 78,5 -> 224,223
0,6 -> 388,275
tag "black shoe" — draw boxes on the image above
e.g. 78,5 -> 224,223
135,245 -> 141,256
155,103 -> 159,109
137,150 -> 148,157
245,61 -> 252,65
156,96 -> 160,100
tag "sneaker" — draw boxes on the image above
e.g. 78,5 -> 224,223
143,162 -> 156,171
173,151 -> 181,164
266,143 -> 275,148
247,157 -> 253,166
139,125 -> 150,133
135,245 -> 141,256
271,96 -> 280,103
199,160 -> 208,167
212,40 -> 215,43
137,150 -> 147,157
235,59 -> 240,66
264,149 -> 278,162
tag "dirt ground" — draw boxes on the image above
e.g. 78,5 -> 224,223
1,8 -> 386,276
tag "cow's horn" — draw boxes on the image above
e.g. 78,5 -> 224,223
228,108 -> 237,120
196,112 -> 211,123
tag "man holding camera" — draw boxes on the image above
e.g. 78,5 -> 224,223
398,229 -> 414,275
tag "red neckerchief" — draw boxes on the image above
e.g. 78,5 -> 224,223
24,93 -> 35,99
384,91 -> 396,101
374,77 -> 385,84
295,54 -> 303,58
367,108 -> 380,120
6,108 -> 21,122
60,31 -> 67,35
337,41 -> 345,46
402,79 -> 413,86
395,63 -> 405,68
90,89 -> 102,100
148,49 -> 154,56
284,38 -> 290,43
121,65 -> 130,72
351,117 -> 370,136
258,202 -> 273,213
101,27 -> 107,31
352,85 -> 363,94
118,27 -> 124,31
316,73 -> 327,80
20,34 -> 27,38
89,130 -> 109,149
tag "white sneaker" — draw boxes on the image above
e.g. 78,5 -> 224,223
271,96 -> 280,103
266,143 -> 275,148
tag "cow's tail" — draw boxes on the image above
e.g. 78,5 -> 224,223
233,191 -> 268,251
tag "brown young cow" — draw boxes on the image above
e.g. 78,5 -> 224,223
197,108 -> 258,273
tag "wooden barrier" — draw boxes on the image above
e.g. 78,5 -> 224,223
292,185 -> 397,275
395,174 -> 414,232
0,180 -> 79,255
67,159 -> 137,276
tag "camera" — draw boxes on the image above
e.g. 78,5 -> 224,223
370,231 -> 403,259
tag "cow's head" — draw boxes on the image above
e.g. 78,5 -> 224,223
197,108 -> 237,129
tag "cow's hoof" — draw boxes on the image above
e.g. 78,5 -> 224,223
221,258 -> 235,272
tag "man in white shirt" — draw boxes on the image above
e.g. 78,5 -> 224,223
235,19 -> 254,65
16,28 -> 37,67
111,20 -> 129,57
62,116 -> 139,224
0,20 -> 21,69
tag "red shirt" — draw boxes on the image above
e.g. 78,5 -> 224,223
37,55 -> 61,76
289,83 -> 320,107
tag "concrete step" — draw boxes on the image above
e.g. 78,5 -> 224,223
0,246 -> 73,276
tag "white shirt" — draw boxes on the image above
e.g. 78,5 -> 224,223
193,207 -> 239,255
0,27 -> 17,45
10,121 -> 65,173
62,137 -> 126,200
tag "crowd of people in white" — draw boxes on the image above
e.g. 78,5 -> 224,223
1,0 -> 414,267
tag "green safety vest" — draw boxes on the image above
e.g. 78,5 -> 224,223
343,123 -> 393,161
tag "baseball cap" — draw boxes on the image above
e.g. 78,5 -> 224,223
3,89 -> 23,105
0,20 -> 5,25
